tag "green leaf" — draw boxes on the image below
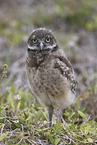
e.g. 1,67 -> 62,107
87,138 -> 93,143
78,110 -> 87,120
19,117 -> 25,122
49,135 -> 54,144
10,97 -> 15,111
54,121 -> 62,134
0,132 -> 8,141
47,131 -> 54,144
55,138 -> 60,145
0,125 -> 4,129
16,101 -> 20,112
8,94 -> 15,111
76,98 -> 80,107
11,86 -> 15,94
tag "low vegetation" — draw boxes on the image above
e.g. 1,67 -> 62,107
0,73 -> 97,144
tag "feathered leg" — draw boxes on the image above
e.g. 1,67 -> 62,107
56,109 -> 62,124
48,105 -> 53,128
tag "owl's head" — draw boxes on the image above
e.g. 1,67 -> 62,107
27,28 -> 58,53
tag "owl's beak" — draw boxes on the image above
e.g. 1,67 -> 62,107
40,42 -> 44,50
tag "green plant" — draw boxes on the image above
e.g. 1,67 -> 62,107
0,64 -> 8,85
0,87 -> 97,144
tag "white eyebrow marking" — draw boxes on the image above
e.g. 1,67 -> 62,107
27,44 -> 36,50
46,44 -> 57,49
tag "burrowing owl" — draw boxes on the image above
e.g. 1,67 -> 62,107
26,28 -> 77,127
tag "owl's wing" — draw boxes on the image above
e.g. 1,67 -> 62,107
54,55 -> 77,96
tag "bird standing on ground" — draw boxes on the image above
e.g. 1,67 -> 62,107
26,28 -> 77,127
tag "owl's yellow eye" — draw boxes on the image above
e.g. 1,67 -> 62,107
32,38 -> 37,44
46,38 -> 51,43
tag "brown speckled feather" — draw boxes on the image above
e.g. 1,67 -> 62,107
54,54 -> 77,96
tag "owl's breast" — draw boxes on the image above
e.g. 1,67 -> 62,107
26,58 -> 74,109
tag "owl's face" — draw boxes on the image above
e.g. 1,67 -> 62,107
27,28 -> 58,53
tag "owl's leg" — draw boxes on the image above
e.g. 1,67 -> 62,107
56,109 -> 62,124
48,105 -> 53,128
